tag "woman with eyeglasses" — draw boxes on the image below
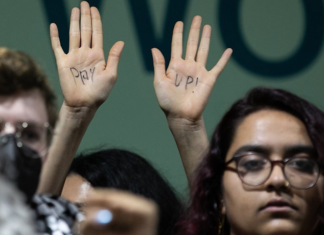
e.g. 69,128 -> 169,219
152,16 -> 324,235
178,87 -> 324,235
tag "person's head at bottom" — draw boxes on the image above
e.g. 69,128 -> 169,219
61,148 -> 182,235
180,87 -> 324,235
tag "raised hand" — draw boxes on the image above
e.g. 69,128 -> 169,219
38,2 -> 124,195
151,16 -> 232,183
152,16 -> 232,122
50,1 -> 124,109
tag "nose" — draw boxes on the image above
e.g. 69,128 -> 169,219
264,163 -> 287,190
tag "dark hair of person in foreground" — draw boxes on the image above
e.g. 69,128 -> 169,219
68,148 -> 183,235
177,87 -> 324,235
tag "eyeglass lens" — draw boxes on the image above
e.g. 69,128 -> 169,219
0,121 -> 51,156
237,154 -> 319,189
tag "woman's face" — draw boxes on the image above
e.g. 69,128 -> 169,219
222,109 -> 324,235
61,174 -> 93,211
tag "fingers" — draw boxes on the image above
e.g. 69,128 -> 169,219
196,25 -> 211,66
106,41 -> 125,73
210,48 -> 233,79
171,21 -> 183,59
69,2 -> 102,50
90,7 -> 103,49
80,1 -> 92,48
151,48 -> 166,82
69,7 -> 81,51
185,15 -> 202,60
50,23 -> 64,58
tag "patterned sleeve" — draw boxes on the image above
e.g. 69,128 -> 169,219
31,194 -> 84,235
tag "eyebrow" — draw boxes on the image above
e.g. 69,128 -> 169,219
284,145 -> 317,158
233,145 -> 270,157
233,145 -> 316,158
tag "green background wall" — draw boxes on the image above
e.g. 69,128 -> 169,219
0,0 -> 323,198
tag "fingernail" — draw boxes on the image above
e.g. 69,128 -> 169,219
95,209 -> 113,225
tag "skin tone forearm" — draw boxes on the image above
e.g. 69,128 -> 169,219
38,104 -> 96,194
167,116 -> 209,185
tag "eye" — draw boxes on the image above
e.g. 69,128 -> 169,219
238,155 -> 268,172
287,158 -> 316,174
20,128 -> 41,143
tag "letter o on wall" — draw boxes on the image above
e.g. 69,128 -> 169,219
218,0 -> 324,78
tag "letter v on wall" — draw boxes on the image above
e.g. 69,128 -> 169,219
41,0 -> 188,72
127,0 -> 189,71
41,0 -> 103,54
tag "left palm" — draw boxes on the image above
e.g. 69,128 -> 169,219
50,2 -> 124,109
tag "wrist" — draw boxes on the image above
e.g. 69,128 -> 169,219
167,115 -> 205,131
62,102 -> 98,118
55,102 -> 98,130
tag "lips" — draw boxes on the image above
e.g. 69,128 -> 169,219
260,199 -> 297,212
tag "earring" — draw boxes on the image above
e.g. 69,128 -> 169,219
218,216 -> 225,235
285,181 -> 290,188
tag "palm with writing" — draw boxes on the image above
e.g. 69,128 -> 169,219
152,16 -> 232,122
50,1 -> 124,109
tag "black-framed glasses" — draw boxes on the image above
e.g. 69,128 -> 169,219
0,119 -> 53,157
225,152 -> 320,189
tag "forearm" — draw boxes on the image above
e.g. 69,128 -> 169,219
37,102 -> 97,195
167,116 -> 209,186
